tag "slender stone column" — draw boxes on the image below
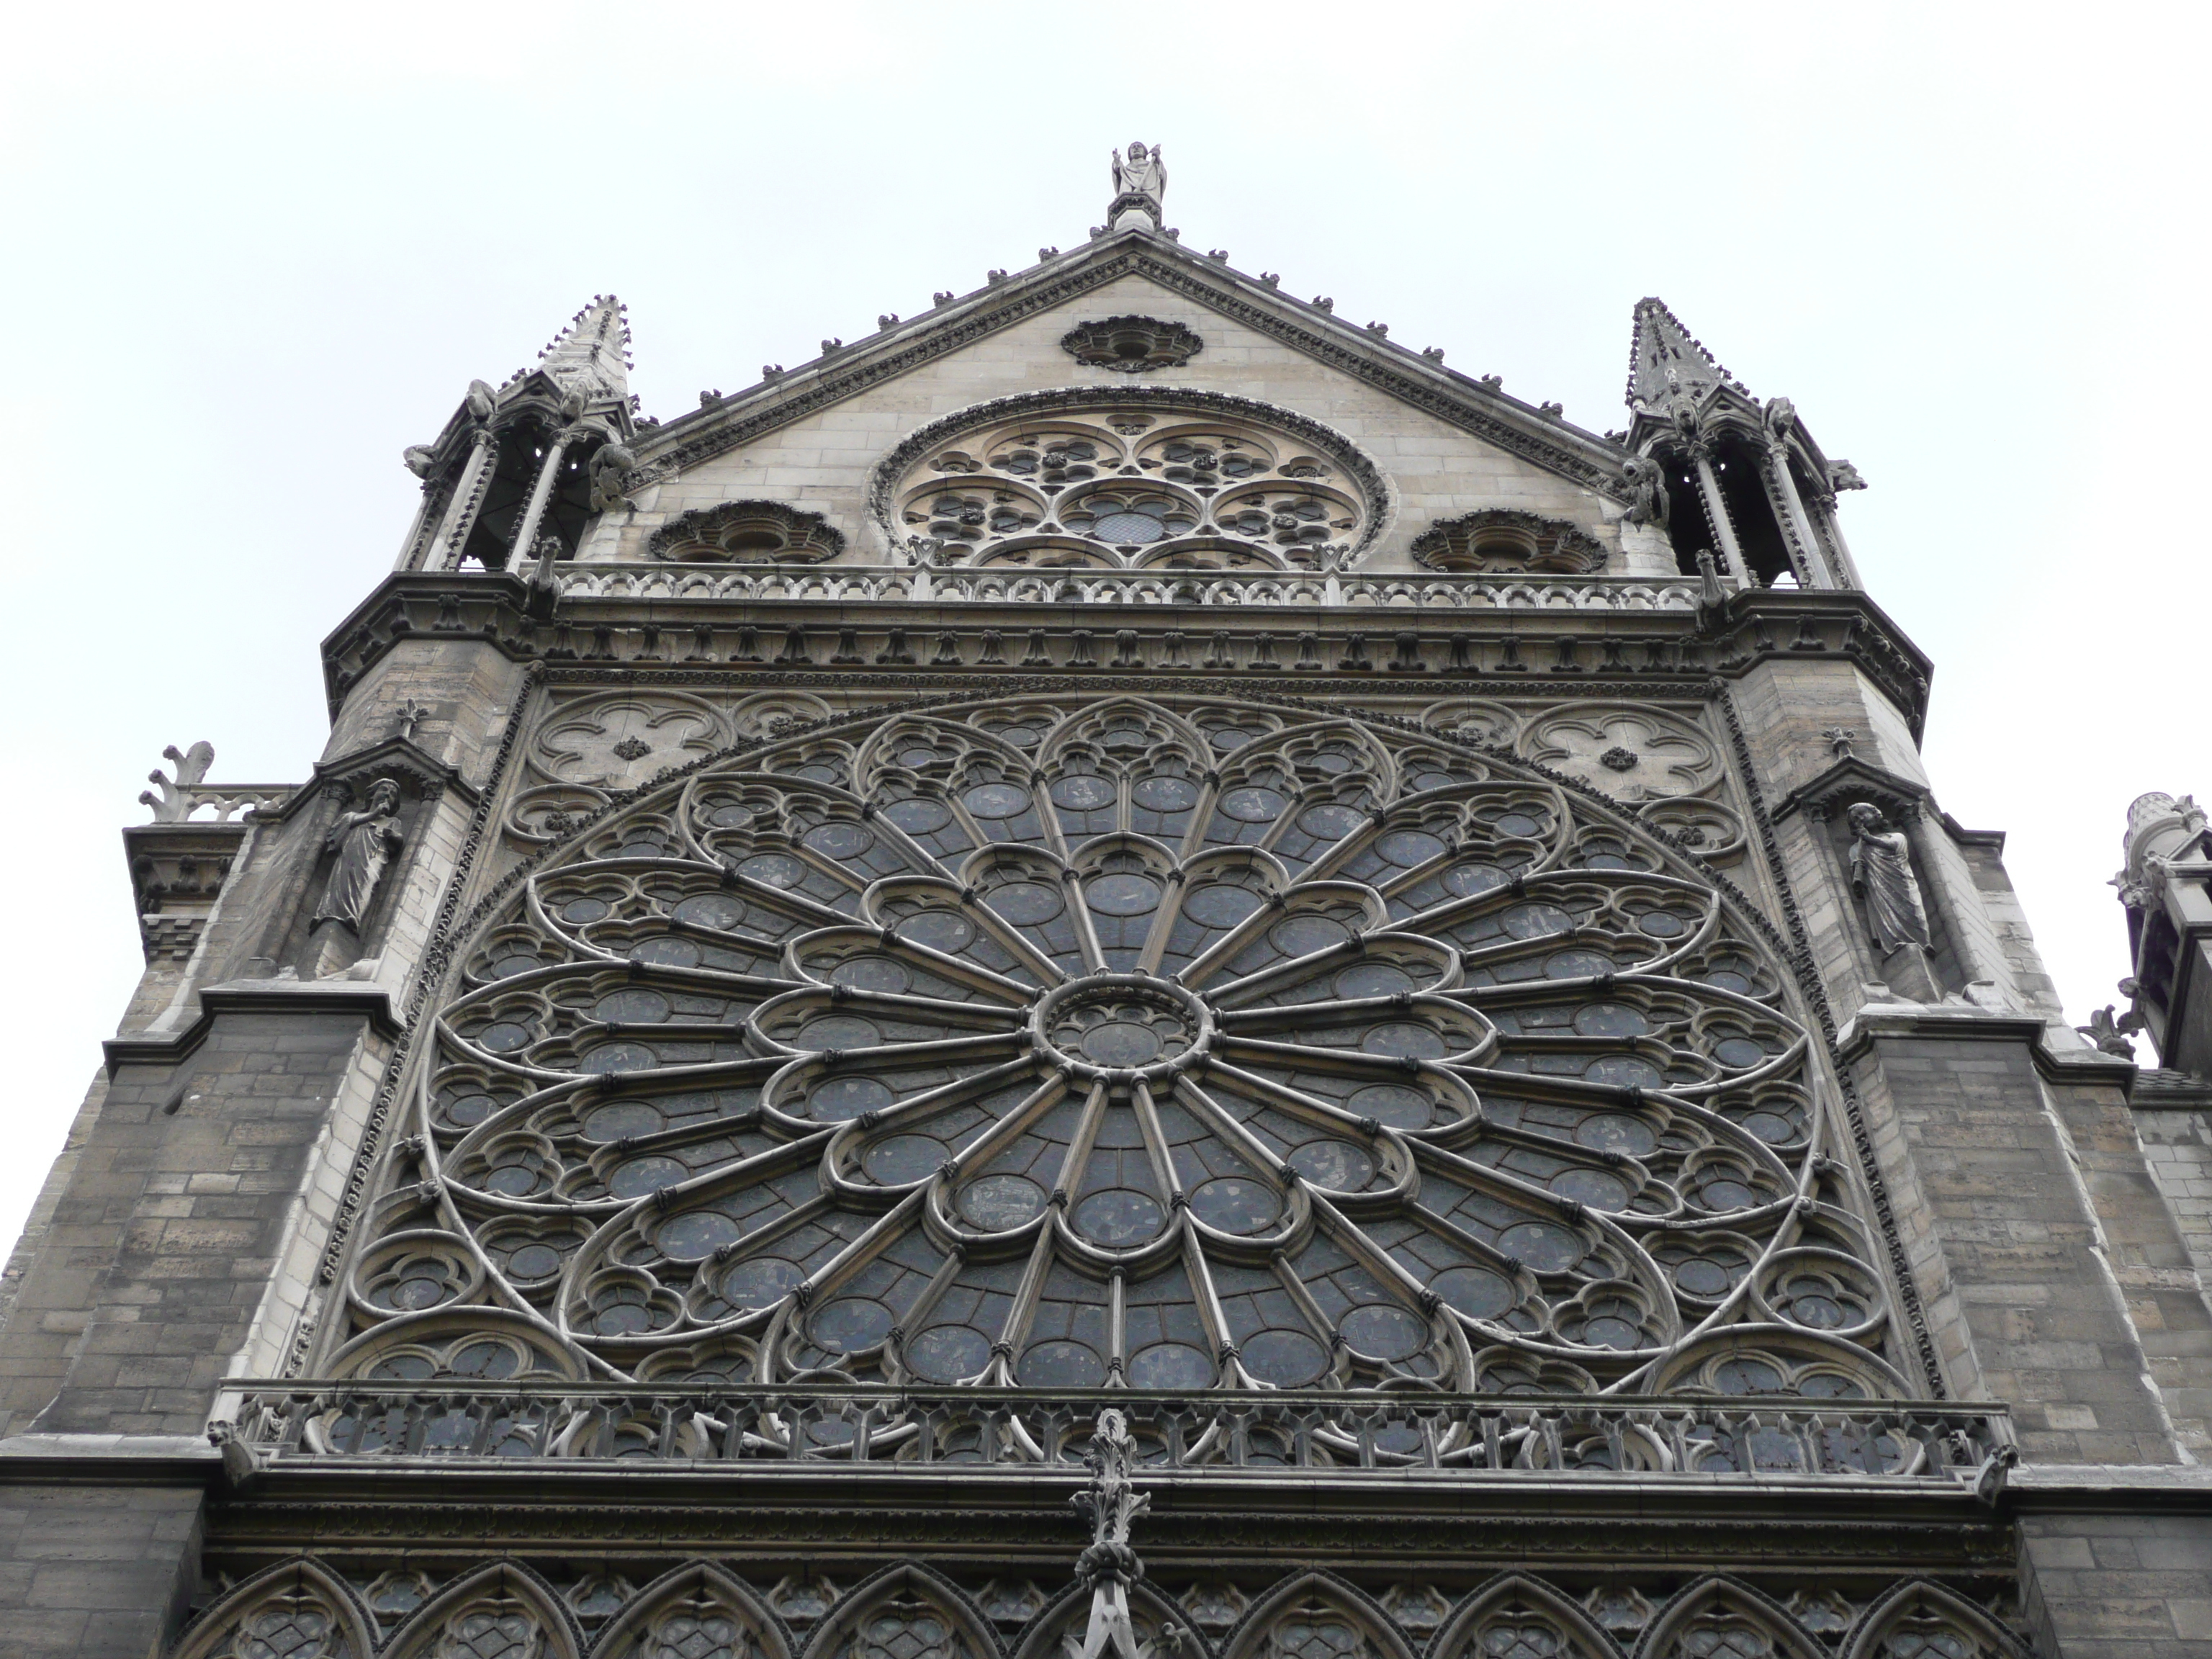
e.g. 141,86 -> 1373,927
508,427 -> 580,572
1809,491 -> 1866,588
1763,447 -> 1836,588
1691,451 -> 1752,585
425,428 -> 498,572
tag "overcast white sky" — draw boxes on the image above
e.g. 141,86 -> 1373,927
0,4 -> 2203,1260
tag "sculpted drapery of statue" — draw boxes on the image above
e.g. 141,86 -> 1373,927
312,776 -> 405,935
1110,142 -> 1166,214
1845,802 -> 1932,960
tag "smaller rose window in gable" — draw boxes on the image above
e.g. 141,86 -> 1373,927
876,392 -> 1385,572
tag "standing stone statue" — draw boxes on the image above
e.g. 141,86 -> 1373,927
1847,801 -> 1933,961
312,777 -> 406,935
1109,142 -> 1166,225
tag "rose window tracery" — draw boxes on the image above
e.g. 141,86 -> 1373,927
877,395 -> 1383,572
335,693 -> 1908,1408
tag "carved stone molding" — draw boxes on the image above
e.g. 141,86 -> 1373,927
647,500 -> 847,564
316,576 -> 1936,745
123,820 -> 248,963
1411,509 -> 1606,575
1060,315 -> 1204,372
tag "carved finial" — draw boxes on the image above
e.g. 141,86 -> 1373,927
395,701 -> 430,745
2075,1005 -> 2140,1059
139,742 -> 216,822
1822,727 -> 1857,760
1067,1409 -> 1153,1659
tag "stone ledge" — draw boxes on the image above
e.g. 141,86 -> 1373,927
2009,1461 -> 2212,1512
103,979 -> 399,1074
1836,1005 -> 2139,1090
0,1432 -> 218,1486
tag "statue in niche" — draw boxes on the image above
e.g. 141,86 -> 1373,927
312,777 -> 406,937
1847,802 -> 1938,996
1110,142 -> 1166,214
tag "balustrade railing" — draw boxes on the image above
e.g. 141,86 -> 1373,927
214,1385 -> 2009,1485
552,566 -> 1704,613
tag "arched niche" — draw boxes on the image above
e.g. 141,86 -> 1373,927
171,1560 -> 376,1659
1222,1572 -> 1416,1659
1633,1578 -> 1822,1659
593,1562 -> 799,1659
802,1563 -> 1003,1659
1840,1582 -> 2026,1659
1429,1574 -> 1617,1659
384,1561 -> 583,1659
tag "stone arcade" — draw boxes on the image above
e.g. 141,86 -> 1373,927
2,150 -> 2208,1659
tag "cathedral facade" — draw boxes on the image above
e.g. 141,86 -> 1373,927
3,151 -> 2208,1659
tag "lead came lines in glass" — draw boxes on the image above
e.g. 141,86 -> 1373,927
359,694 -> 1904,1407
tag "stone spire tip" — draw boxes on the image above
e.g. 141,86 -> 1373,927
539,293 -> 632,404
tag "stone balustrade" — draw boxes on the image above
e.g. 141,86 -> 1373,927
215,1382 -> 2010,1483
552,565 -> 1705,612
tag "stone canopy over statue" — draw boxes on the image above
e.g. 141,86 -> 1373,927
1108,141 -> 1166,229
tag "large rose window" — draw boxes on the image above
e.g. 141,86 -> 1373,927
876,393 -> 1384,572
333,695 -> 1909,1403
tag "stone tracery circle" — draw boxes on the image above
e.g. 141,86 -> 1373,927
871,390 -> 1390,572
341,693 -> 1905,1402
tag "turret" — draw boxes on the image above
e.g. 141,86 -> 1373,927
2114,790 -> 2212,1076
1621,297 -> 1864,589
393,295 -> 636,574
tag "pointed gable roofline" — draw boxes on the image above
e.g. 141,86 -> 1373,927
621,229 -> 1630,501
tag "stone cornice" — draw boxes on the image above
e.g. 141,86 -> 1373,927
202,1467 -> 2010,1570
1834,1006 -> 2139,1093
318,575 -> 1936,739
103,980 -> 400,1074
628,234 -> 1627,499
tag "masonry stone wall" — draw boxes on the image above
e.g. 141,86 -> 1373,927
0,1012 -> 387,1439
0,1480 -> 204,1659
